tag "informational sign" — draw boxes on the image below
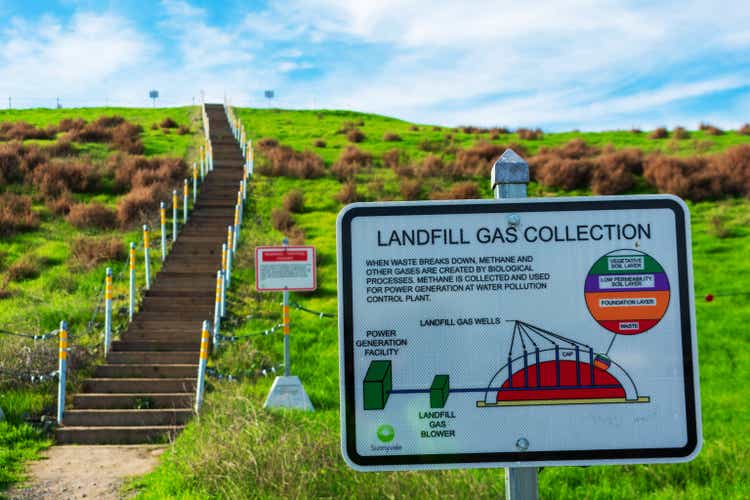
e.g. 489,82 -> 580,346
336,195 -> 701,470
255,246 -> 316,291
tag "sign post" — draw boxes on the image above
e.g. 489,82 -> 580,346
256,240 -> 317,411
336,155 -> 701,475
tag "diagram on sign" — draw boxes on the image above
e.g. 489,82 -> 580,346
362,249 -> 669,411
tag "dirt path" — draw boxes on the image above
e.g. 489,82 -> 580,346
9,445 -> 165,499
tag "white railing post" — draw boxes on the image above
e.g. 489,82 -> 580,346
226,226 -> 233,288
195,320 -> 210,413
183,179 -> 189,224
220,244 -> 227,317
143,225 -> 151,290
193,163 -> 198,203
104,268 -> 112,357
172,190 -> 178,241
160,202 -> 167,262
129,242 -> 136,320
56,320 -> 68,424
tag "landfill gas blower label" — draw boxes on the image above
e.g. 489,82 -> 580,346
336,196 -> 701,471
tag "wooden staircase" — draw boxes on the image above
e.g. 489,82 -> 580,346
56,104 -> 244,444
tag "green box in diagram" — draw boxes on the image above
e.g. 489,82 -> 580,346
337,196 -> 701,471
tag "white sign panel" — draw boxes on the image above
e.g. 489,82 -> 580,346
255,246 -> 316,291
336,195 -> 701,470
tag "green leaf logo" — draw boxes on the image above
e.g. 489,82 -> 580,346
376,424 -> 395,443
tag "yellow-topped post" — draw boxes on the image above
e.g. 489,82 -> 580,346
160,201 -> 167,261
104,267 -> 113,356
195,320 -> 210,413
128,242 -> 136,320
56,320 -> 68,424
143,225 -> 151,289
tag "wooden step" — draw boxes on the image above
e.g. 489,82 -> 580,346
73,392 -> 193,409
107,351 -> 199,364
111,340 -> 201,352
83,378 -> 196,393
63,409 -> 192,426
55,425 -> 183,444
95,364 -> 198,378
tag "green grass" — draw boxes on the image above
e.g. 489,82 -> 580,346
235,108 -> 750,164
0,107 -> 202,494
130,107 -> 750,498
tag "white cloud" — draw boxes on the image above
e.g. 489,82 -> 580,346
0,12 -> 150,102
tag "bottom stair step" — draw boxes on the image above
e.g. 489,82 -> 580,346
55,425 -> 184,444
63,409 -> 193,426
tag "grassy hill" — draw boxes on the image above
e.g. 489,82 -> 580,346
0,107 -> 201,490
126,108 -> 749,498
1,106 -> 749,497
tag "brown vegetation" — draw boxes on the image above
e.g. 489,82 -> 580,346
28,158 -> 101,197
160,117 -> 178,129
313,139 -> 326,148
673,127 -> 690,140
738,123 -> 750,135
699,122 -> 724,136
649,127 -> 668,139
116,184 -> 167,227
255,140 -> 325,179
454,141 -> 505,177
69,236 -> 126,271
331,146 -> 373,181
6,255 -> 46,282
0,193 -> 39,236
517,128 -> 544,140
346,128 -> 365,143
271,208 -> 295,231
336,181 -> 361,204
66,202 -> 117,230
383,132 -> 402,142
431,182 -> 481,200
283,190 -> 305,213
400,178 -> 422,200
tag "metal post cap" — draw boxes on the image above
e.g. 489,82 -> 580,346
491,148 -> 529,189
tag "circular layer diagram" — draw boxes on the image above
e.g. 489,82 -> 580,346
584,249 -> 670,335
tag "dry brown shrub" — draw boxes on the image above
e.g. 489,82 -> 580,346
93,116 -> 126,128
110,154 -> 185,192
418,154 -> 445,177
400,178 -> 422,200
28,158 -> 100,197
0,193 -> 39,236
19,145 -> 50,174
738,123 -> 750,135
0,142 -> 25,186
383,132 -> 402,142
177,125 -> 190,135
673,126 -> 690,140
283,190 -> 305,213
160,117 -> 178,128
116,184 -> 167,227
649,127 -> 668,139
712,144 -> 750,195
591,159 -> 635,195
45,191 -> 75,216
271,208 -> 295,231
331,146 -> 373,181
111,122 -> 144,154
383,149 -> 405,170
43,138 -> 75,157
700,122 -> 724,135
57,118 -> 86,133
69,236 -> 126,271
431,181 -> 481,200
313,139 -> 326,148
517,128 -> 543,140
410,125 -> 419,131
336,121 -> 359,134
6,255 -> 44,282
643,155 -> 722,200
255,141 -> 325,179
0,121 -> 56,141
66,202 -> 117,229
535,157 -> 595,191
347,129 -> 365,143
454,141 -> 505,177
539,138 -> 599,159
432,126 -> 442,131
336,181 -> 361,204
630,128 -> 643,134
693,140 -> 715,154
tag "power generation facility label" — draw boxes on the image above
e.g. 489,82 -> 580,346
336,196 -> 701,471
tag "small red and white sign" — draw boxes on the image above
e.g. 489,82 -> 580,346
255,246 -> 317,291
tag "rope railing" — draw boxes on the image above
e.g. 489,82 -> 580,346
0,328 -> 59,340
289,301 -> 335,319
0,367 -> 59,383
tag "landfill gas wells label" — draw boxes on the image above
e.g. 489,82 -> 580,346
336,196 -> 701,470
255,246 -> 316,291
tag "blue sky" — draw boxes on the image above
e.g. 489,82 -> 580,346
1,0 -> 750,131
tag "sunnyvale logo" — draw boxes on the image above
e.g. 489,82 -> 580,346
376,424 -> 395,443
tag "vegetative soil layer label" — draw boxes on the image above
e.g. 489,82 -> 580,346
336,195 -> 701,471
